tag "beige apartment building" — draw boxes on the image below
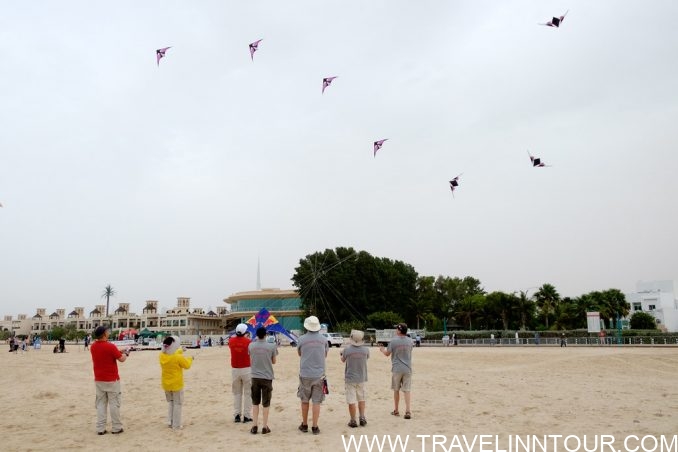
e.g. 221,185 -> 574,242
3,297 -> 229,338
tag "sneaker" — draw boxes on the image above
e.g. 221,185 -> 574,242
97,431 -> 107,435
312,426 -> 320,435
359,416 -> 367,426
111,429 -> 124,434
243,417 -> 253,423
348,419 -> 358,428
298,423 -> 308,433
234,414 -> 241,423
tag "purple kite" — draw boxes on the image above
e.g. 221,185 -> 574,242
539,11 -> 568,28
528,151 -> 551,167
373,139 -> 388,157
322,76 -> 337,94
249,39 -> 263,60
449,174 -> 462,197
156,47 -> 171,66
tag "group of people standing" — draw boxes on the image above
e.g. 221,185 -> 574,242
88,316 -> 415,436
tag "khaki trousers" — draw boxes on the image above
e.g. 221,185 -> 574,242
95,380 -> 122,433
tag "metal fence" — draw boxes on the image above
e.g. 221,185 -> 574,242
420,337 -> 678,346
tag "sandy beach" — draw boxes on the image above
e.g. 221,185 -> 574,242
2,344 -> 676,451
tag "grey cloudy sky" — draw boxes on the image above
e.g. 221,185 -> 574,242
1,0 -> 677,316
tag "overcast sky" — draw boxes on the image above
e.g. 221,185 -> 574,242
1,0 -> 677,317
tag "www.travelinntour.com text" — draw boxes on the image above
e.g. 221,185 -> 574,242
340,434 -> 678,452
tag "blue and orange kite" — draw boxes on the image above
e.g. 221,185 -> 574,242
244,308 -> 298,343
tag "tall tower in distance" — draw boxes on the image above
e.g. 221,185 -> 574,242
256,257 -> 261,291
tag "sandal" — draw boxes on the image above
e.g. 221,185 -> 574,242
262,426 -> 271,434
347,419 -> 358,428
250,426 -> 258,434
404,412 -> 412,419
391,410 -> 400,416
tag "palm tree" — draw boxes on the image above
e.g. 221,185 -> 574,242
101,284 -> 116,317
534,283 -> 560,329
515,290 -> 536,330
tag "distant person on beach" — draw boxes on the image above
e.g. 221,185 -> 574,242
341,330 -> 369,428
296,315 -> 328,435
379,323 -> 413,419
534,332 -> 540,345
248,326 -> 278,434
84,335 -> 91,350
229,323 -> 252,424
90,325 -> 130,435
560,333 -> 567,347
59,337 -> 66,353
159,336 -> 193,430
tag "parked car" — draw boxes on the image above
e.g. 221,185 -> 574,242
321,332 -> 344,347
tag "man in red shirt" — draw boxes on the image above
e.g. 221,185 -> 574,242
228,323 -> 252,423
90,325 -> 129,435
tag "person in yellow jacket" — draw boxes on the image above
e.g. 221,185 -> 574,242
159,336 -> 193,430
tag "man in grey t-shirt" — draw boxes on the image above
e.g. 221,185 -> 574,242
296,316 -> 328,435
248,327 -> 278,434
379,323 -> 413,419
341,330 -> 369,428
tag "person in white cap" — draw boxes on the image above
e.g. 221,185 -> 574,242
296,315 -> 328,435
229,323 -> 253,424
341,330 -> 369,428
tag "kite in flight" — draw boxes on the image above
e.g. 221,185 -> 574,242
249,39 -> 263,60
539,11 -> 568,27
528,151 -> 551,167
449,174 -> 462,197
322,76 -> 337,94
373,139 -> 388,157
156,47 -> 171,66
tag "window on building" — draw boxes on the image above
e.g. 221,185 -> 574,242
633,303 -> 642,311
648,305 -> 656,311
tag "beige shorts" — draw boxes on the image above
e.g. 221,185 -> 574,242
391,372 -> 412,392
297,376 -> 325,404
344,382 -> 366,404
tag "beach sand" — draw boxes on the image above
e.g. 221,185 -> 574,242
2,344 -> 676,451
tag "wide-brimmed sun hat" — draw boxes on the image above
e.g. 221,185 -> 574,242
349,330 -> 364,346
303,316 -> 321,332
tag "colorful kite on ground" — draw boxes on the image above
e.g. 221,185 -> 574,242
373,139 -> 388,157
244,308 -> 298,343
249,39 -> 263,60
528,151 -> 551,167
322,76 -> 337,94
449,174 -> 462,197
156,47 -> 171,66
540,11 -> 568,28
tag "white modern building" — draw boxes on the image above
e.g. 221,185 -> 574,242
626,280 -> 678,332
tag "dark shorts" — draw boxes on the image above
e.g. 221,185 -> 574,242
251,378 -> 273,407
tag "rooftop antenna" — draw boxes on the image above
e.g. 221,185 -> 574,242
256,257 -> 261,291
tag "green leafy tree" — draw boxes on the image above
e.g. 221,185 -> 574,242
485,291 -> 516,330
455,294 -> 484,330
629,312 -> 657,329
534,283 -> 560,329
366,311 -> 404,329
408,276 -> 435,329
102,284 -> 116,317
432,275 -> 485,328
598,289 -> 630,328
291,247 -> 417,327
